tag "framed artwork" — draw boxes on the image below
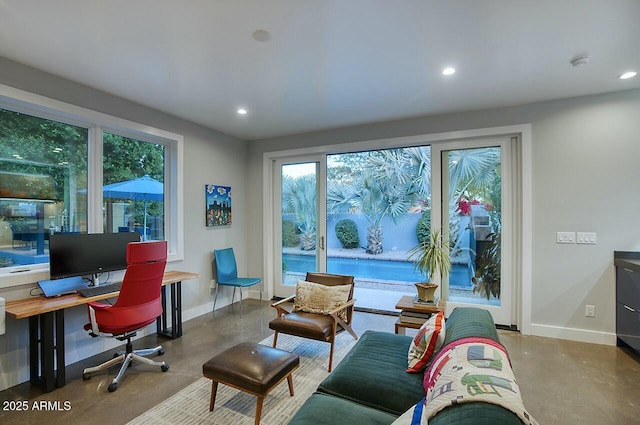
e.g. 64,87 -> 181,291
205,184 -> 232,226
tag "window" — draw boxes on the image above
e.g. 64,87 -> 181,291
102,132 -> 165,241
0,85 -> 183,279
0,108 -> 88,268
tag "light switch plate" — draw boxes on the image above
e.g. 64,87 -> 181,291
556,232 -> 576,244
577,232 -> 597,244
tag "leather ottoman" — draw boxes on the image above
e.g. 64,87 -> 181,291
202,342 -> 300,425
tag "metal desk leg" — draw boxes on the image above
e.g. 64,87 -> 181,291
29,310 -> 66,392
157,286 -> 169,335
170,283 -> 177,338
55,309 -> 65,388
39,312 -> 55,392
157,281 -> 183,339
29,316 -> 39,385
176,282 -> 182,337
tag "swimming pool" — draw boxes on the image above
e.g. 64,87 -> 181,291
282,254 -> 471,287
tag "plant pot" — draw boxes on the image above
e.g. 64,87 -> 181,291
415,283 -> 438,302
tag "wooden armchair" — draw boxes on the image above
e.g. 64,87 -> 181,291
269,272 -> 358,372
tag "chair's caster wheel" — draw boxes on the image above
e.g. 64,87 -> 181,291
158,348 -> 165,356
108,382 -> 118,392
161,364 -> 169,372
82,373 -> 90,381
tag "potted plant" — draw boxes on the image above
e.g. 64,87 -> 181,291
406,228 -> 451,302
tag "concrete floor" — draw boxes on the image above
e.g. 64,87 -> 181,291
1,300 -> 640,425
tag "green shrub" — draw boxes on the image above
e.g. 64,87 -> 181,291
416,210 -> 431,245
282,220 -> 300,247
335,219 -> 359,249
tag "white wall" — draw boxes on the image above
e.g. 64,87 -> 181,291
247,88 -> 640,345
0,58 -> 251,390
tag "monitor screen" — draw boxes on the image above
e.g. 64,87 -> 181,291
49,232 -> 141,280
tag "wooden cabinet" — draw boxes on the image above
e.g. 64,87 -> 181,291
614,252 -> 640,355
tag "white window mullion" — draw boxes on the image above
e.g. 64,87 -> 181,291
87,126 -> 103,233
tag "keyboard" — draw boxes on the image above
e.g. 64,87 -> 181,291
78,283 -> 122,298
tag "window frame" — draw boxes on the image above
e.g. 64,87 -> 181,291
0,84 -> 183,287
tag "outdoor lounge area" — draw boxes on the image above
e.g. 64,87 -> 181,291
2,2 -> 640,425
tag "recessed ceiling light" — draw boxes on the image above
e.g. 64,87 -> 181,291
442,67 -> 456,76
237,108 -> 248,115
619,71 -> 637,80
252,30 -> 270,42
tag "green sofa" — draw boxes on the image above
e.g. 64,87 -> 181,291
288,307 -> 525,425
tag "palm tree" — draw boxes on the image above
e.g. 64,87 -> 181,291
282,174 -> 317,250
404,146 -> 431,201
328,149 -> 420,254
448,147 -> 500,208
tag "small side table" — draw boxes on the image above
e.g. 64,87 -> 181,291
394,295 -> 443,335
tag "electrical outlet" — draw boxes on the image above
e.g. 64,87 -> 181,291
585,305 -> 595,317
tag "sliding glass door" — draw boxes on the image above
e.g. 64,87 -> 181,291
274,157 -> 325,298
268,135 -> 518,326
436,138 -> 514,325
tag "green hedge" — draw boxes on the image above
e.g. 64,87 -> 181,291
335,219 -> 360,249
416,210 -> 431,245
282,220 -> 300,247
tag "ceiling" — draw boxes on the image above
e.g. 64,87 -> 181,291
1,1 -> 639,141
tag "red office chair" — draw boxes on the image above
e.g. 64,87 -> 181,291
82,240 -> 169,392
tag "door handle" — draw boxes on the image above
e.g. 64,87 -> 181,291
319,236 -> 325,250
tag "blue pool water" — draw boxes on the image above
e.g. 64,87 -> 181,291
282,254 -> 471,287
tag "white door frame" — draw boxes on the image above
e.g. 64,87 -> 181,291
432,136 -> 515,326
272,156 -> 326,298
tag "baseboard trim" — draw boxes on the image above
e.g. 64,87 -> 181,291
183,303 -> 214,322
530,323 -> 617,346
195,295 -> 619,347
354,306 -> 399,316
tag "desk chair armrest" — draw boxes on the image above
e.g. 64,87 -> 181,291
87,303 -> 103,337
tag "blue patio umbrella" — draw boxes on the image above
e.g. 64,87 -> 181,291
101,175 -> 164,237
102,175 -> 163,201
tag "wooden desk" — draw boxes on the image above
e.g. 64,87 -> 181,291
5,270 -> 199,392
394,295 -> 443,335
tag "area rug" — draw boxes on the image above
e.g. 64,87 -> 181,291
127,333 -> 358,425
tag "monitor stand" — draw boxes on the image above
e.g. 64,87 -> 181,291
90,274 -> 100,287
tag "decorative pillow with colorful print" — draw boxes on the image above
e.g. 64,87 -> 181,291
406,310 -> 445,373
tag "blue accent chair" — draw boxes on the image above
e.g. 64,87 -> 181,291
213,248 -> 262,315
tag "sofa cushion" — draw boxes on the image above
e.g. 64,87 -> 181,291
441,307 -> 500,347
429,403 -> 524,425
317,330 -> 425,416
391,400 -> 524,425
288,392 -> 398,425
406,310 -> 445,373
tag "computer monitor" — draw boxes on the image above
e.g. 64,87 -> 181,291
49,232 -> 141,284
